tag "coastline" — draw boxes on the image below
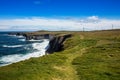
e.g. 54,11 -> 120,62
0,33 -> 50,67
0,30 -> 120,80
0,32 -> 71,67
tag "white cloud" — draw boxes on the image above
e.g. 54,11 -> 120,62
87,16 -> 99,20
0,16 -> 120,31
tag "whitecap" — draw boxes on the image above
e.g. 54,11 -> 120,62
19,39 -> 26,41
2,45 -> 23,48
17,35 -> 24,38
27,39 -> 43,42
8,35 -> 24,38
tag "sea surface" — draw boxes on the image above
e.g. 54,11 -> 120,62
0,32 -> 49,66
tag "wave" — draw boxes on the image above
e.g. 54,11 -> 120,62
2,45 -> 23,48
27,39 -> 43,42
8,35 -> 24,38
17,35 -> 24,38
19,39 -> 26,41
0,39 -> 49,67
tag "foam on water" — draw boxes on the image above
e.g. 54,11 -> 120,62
2,45 -> 23,48
27,39 -> 43,42
0,39 -> 49,67
17,35 -> 24,38
19,38 -> 26,41
9,35 -> 24,38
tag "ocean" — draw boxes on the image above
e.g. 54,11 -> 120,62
0,32 -> 49,67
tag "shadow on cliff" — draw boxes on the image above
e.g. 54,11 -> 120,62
46,34 -> 72,53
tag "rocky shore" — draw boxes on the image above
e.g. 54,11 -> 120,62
9,32 -> 71,53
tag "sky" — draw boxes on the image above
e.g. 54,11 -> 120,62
0,0 -> 120,31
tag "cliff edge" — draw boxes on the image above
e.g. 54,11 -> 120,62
46,34 -> 71,53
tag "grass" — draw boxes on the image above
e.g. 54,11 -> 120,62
72,43 -> 120,80
0,54 -> 67,80
0,30 -> 120,80
71,30 -> 120,80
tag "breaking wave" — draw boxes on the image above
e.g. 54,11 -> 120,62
19,38 -> 26,41
0,39 -> 49,66
2,45 -> 23,48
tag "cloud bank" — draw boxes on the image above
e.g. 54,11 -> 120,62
0,16 -> 120,31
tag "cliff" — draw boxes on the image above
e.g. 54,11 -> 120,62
23,34 -> 50,40
46,34 -> 71,53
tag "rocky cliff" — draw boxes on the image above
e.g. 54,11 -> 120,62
23,34 -> 50,40
46,34 -> 71,53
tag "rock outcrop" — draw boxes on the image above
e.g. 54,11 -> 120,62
46,34 -> 71,53
23,34 -> 50,40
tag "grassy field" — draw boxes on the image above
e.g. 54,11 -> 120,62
0,30 -> 120,80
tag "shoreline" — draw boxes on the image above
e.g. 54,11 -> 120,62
0,34 -> 50,67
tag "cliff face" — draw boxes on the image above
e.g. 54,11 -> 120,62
46,34 -> 71,53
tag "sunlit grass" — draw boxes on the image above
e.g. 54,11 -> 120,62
72,43 -> 120,80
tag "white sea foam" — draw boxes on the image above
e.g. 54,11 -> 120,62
8,35 -> 25,38
9,35 -> 24,37
17,35 -> 24,38
19,38 -> 26,41
28,39 -> 43,42
3,45 -> 23,48
0,39 -> 49,67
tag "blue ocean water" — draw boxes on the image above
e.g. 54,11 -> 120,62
0,32 -> 49,66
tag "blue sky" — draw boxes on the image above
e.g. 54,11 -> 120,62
0,0 -> 120,31
0,0 -> 120,18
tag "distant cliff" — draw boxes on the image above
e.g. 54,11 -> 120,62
9,32 -> 51,40
23,34 -> 50,40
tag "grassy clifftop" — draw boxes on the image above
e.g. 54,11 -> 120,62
0,30 -> 120,80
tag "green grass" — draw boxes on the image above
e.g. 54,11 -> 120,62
0,30 -> 120,80
72,43 -> 120,80
0,54 -> 67,80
